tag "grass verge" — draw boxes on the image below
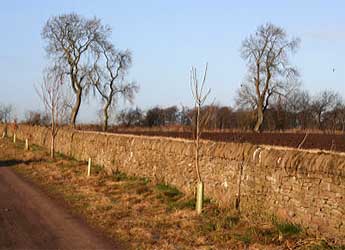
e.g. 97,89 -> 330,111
1,137 -> 344,250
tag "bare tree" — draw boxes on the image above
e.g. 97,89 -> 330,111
338,104 -> 345,132
0,104 -> 14,137
177,105 -> 193,126
42,13 -> 110,127
311,90 -> 341,130
239,23 -> 300,132
0,104 -> 14,124
117,108 -> 144,127
215,106 -> 233,130
89,43 -> 138,131
36,69 -> 71,158
286,89 -> 312,129
24,110 -> 51,126
143,106 -> 179,127
190,63 -> 211,215
145,107 -> 166,127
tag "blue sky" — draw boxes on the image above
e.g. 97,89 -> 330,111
1,0 -> 344,122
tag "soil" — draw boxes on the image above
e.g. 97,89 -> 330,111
0,144 -> 123,249
100,130 -> 345,153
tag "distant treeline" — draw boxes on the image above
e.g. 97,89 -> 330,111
18,87 -> 344,132
115,97 -> 345,132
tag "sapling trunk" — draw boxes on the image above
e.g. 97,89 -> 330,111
190,64 -> 210,215
195,105 -> 204,215
51,116 -> 56,159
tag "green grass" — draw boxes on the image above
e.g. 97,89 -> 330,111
222,215 -> 240,229
55,152 -> 78,162
111,171 -> 129,181
172,198 -> 196,209
200,221 -> 217,232
65,193 -> 85,202
91,164 -> 103,175
155,183 -> 182,198
234,232 -> 252,245
172,196 -> 211,210
30,144 -> 42,152
155,183 -> 197,211
275,221 -> 302,236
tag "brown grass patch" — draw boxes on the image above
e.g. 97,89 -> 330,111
1,137 -> 343,250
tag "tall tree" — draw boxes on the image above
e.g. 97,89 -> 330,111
42,13 -> 110,127
90,43 -> 138,131
238,23 -> 300,132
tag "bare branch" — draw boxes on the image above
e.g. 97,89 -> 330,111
190,63 -> 212,183
89,41 -> 138,131
36,67 -> 70,158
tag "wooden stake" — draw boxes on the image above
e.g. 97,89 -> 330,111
2,132 -> 5,138
25,139 -> 29,150
196,181 -> 204,215
87,158 -> 92,177
13,133 -> 16,144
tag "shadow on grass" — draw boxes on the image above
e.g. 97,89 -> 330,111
0,159 -> 42,168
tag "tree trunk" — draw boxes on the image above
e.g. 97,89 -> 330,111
70,88 -> 82,128
103,101 -> 111,132
318,113 -> 322,130
195,105 -> 201,182
195,104 -> 204,215
254,104 -> 264,133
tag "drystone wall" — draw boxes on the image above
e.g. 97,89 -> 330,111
2,124 -> 345,241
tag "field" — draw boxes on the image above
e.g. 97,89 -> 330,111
78,126 -> 345,153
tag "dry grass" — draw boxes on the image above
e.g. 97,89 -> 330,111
1,138 -> 344,250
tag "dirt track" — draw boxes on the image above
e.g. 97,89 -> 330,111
0,163 -> 121,250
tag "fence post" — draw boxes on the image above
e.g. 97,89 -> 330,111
87,158 -> 92,177
25,139 -> 29,150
